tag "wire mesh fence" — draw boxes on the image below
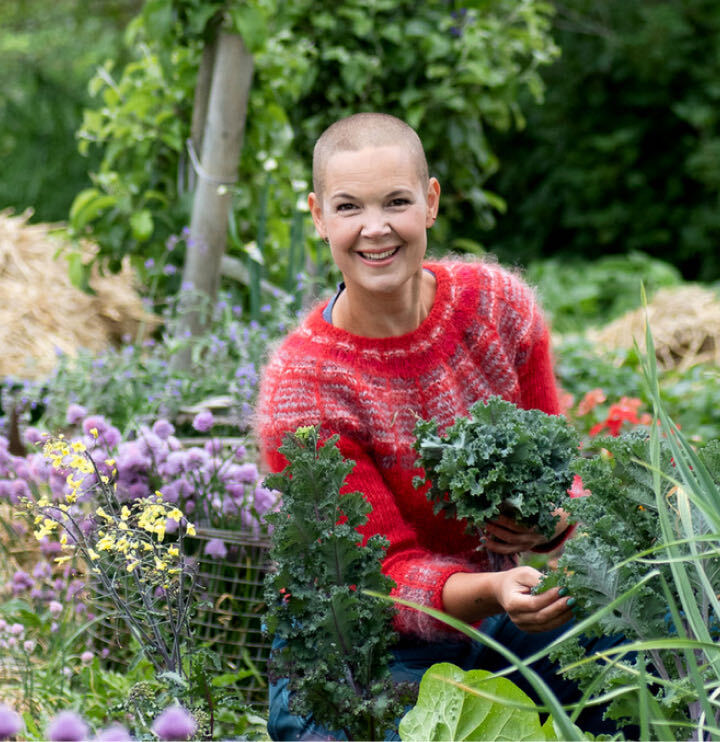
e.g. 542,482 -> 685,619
88,526 -> 273,709
189,527 -> 272,708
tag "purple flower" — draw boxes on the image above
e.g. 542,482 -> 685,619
94,723 -> 132,741
151,706 -> 197,741
203,538 -> 228,560
49,600 -> 63,617
80,650 -> 94,664
66,404 -> 87,425
203,439 -> 222,456
24,426 -> 44,445
46,711 -> 89,742
0,704 -> 22,740
254,485 -> 279,516
234,462 -> 259,484
152,419 -> 175,440
165,517 -> 179,535
191,410 -> 214,433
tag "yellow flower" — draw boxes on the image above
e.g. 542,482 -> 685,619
121,506 -> 131,521
71,440 -> 86,453
60,533 -> 68,546
88,549 -> 100,560
168,546 -> 179,558
167,508 -> 183,522
96,534 -> 115,551
55,555 -> 73,565
154,557 -> 166,571
96,507 -> 113,522
126,560 -> 140,573
185,523 -> 196,537
90,428 -> 99,438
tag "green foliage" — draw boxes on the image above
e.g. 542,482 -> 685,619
399,662 -> 561,741
487,0 -> 720,281
264,427 -> 409,741
526,252 -> 682,334
69,0 -> 559,300
0,0 -> 139,221
538,430 -> 720,734
70,27 -> 198,282
413,396 -> 577,540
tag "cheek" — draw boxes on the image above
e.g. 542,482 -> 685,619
395,209 -> 429,237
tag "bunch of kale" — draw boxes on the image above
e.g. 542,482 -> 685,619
263,427 -> 411,741
413,396 -> 579,540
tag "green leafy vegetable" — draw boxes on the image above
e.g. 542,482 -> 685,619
399,662 -> 564,741
263,426 -> 412,741
543,432 -> 720,733
413,396 -> 578,540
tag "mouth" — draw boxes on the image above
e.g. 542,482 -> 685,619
357,247 -> 400,262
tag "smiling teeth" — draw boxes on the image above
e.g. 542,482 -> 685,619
362,248 -> 397,261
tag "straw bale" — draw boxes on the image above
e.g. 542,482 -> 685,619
0,209 -> 160,380
589,284 -> 720,371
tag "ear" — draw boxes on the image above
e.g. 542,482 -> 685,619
308,192 -> 326,240
425,177 -> 441,228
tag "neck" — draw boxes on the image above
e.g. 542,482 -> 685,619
332,270 -> 436,338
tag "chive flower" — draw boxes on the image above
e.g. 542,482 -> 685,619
0,704 -> 22,740
151,705 -> 197,741
46,711 -> 89,741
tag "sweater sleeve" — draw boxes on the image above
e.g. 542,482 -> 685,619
262,433 -> 478,640
518,324 -> 561,416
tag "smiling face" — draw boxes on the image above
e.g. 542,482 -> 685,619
309,144 -> 440,303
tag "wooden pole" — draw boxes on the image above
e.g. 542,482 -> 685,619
172,31 -> 253,372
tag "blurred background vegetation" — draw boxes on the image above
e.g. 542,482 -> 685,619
3,0 -> 719,288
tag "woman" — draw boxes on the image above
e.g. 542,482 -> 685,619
256,112 -> 614,740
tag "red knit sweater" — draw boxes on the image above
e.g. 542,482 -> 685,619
256,260 -> 561,639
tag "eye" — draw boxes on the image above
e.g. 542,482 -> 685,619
388,197 -> 411,208
336,202 -> 357,212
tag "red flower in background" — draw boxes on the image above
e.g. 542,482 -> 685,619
577,388 -> 606,417
588,396 -> 652,437
568,474 -> 591,498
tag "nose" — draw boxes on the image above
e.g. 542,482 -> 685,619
360,208 -> 391,239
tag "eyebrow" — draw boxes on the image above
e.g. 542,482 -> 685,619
329,188 -> 414,200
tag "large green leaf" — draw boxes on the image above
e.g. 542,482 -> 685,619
400,662 -> 557,741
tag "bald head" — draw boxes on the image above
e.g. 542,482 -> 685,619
312,113 -> 429,197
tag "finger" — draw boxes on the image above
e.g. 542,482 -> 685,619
513,600 -> 574,632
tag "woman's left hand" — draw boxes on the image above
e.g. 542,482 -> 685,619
482,508 -> 570,554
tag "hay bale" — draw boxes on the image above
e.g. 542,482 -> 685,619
589,284 -> 720,371
0,209 -> 159,380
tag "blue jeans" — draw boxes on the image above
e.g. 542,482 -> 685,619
267,616 -> 630,741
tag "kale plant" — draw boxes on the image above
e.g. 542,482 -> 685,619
413,396 -> 578,540
263,427 -> 411,741
539,432 -> 720,735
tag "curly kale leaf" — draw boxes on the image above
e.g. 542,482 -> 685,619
543,431 -> 720,733
263,427 -> 411,741
413,396 -> 578,539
